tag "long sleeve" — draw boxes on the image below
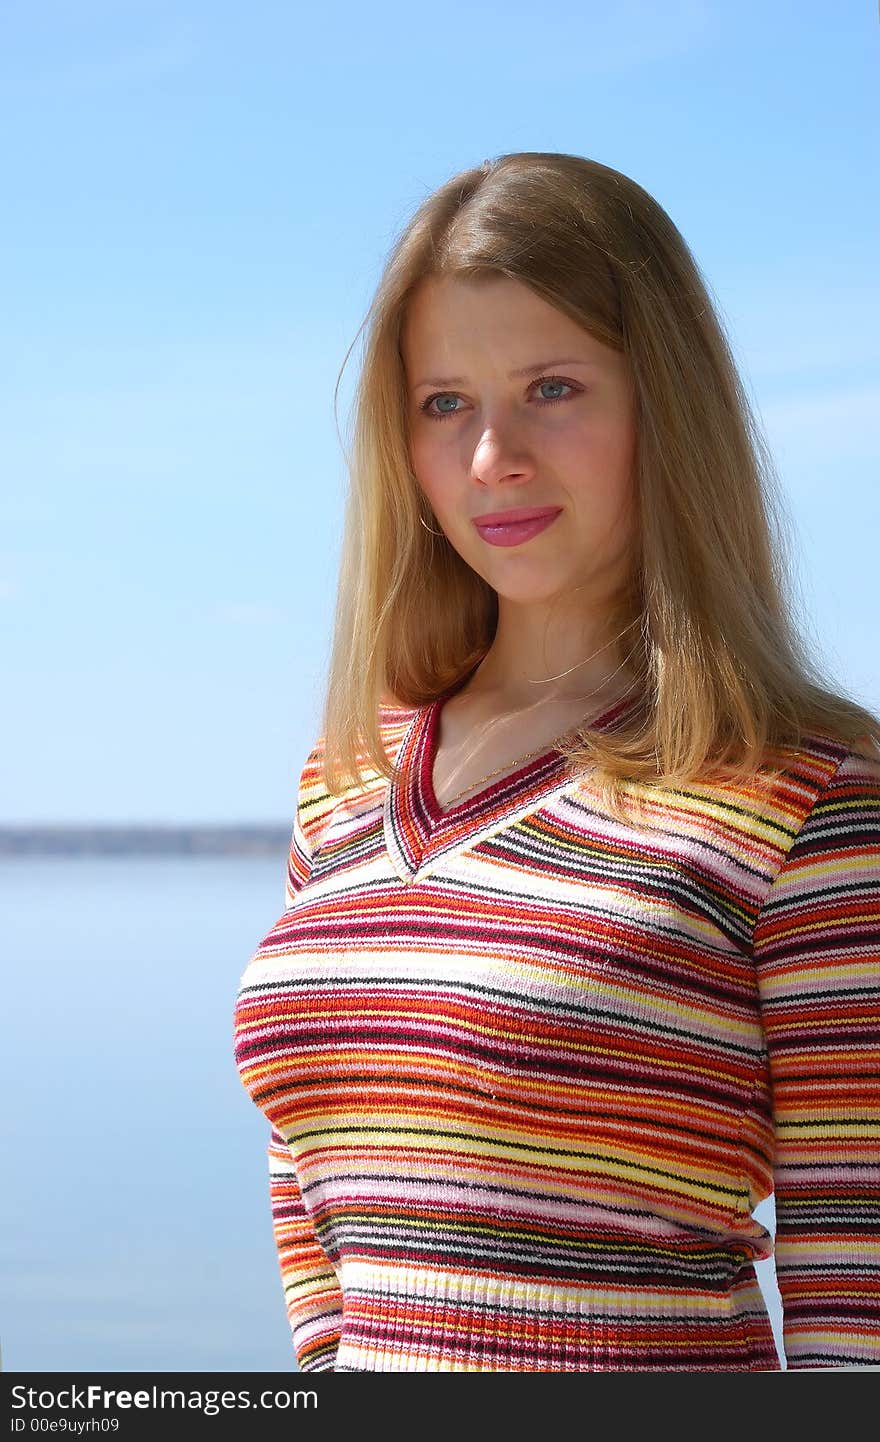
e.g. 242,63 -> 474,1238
268,1125 -> 343,1372
752,742 -> 880,1368
244,742 -> 344,1371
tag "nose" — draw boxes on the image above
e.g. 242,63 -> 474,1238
470,422 -> 538,489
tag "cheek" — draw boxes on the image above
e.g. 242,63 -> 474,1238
566,416 -> 634,496
561,440 -> 636,549
410,432 -> 455,511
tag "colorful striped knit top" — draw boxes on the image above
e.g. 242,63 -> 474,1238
233,676 -> 880,1371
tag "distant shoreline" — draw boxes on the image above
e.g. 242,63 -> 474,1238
0,826 -> 291,856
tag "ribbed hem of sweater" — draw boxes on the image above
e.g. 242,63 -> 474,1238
330,1262 -> 781,1371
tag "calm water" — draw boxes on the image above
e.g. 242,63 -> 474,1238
1,856 -> 785,1372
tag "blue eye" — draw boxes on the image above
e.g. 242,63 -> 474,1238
429,394 -> 462,418
420,376 -> 580,422
536,379 -> 568,401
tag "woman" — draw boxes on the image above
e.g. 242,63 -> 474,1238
233,152 -> 880,1371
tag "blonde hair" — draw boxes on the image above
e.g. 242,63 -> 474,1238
318,150 -> 880,829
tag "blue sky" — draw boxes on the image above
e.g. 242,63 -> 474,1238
2,0 -> 878,824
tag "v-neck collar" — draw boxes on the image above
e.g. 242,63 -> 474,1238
383,671 -> 641,886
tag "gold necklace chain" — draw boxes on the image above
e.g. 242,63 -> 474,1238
436,672 -> 640,810
438,738 -> 570,810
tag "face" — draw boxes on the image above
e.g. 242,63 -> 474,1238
401,274 -> 638,609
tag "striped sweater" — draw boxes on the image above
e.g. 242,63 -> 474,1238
233,680 -> 880,1371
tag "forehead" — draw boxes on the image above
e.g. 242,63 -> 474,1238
400,274 -> 606,365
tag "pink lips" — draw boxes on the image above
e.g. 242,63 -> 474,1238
472,506 -> 563,547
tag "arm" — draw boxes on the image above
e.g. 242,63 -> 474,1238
271,741 -> 344,1368
268,1125 -> 343,1372
752,742 -> 880,1368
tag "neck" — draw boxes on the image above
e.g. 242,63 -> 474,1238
469,595 -> 639,709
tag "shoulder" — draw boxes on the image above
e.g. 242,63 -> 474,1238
751,731 -> 880,954
760,729 -> 880,836
773,731 -> 880,864
294,700 -> 421,852
571,729 -> 880,885
298,700 -> 419,785
730,729 -> 880,890
377,698 -> 420,764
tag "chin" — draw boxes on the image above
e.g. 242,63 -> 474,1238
451,537 -> 574,599
486,574 -> 573,607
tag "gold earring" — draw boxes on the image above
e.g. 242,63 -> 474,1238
419,514 -> 445,537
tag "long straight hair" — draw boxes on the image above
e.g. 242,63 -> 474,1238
318,151 -> 880,828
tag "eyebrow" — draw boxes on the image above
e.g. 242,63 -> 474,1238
411,357 -> 599,390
